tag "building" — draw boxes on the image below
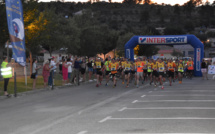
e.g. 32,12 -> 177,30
173,45 -> 194,58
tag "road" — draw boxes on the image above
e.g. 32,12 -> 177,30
0,77 -> 215,134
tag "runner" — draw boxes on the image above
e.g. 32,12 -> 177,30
177,60 -> 184,84
167,59 -> 176,86
157,59 -> 165,89
136,58 -> 144,88
142,57 -> 148,82
151,59 -> 159,87
147,59 -> 153,85
121,58 -> 126,84
94,58 -> 104,87
109,59 -> 119,88
124,59 -> 131,87
186,58 -> 194,79
104,57 -> 111,86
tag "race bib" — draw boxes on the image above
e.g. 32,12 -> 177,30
125,67 -> 130,70
111,68 -> 116,71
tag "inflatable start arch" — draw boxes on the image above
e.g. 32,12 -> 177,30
124,35 -> 204,76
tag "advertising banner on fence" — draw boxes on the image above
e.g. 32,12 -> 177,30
5,0 -> 26,66
208,65 -> 215,74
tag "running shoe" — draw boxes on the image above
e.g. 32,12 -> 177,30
161,86 -> 164,89
105,83 -> 108,86
126,85 -> 129,88
154,84 -> 157,87
150,81 -> 152,85
96,84 -> 99,87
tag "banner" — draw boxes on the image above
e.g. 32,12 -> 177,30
139,36 -> 187,44
5,0 -> 26,66
208,65 -> 215,74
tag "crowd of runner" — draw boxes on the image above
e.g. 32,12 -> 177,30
92,57 -> 195,89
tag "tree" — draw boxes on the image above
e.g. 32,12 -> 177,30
122,0 -> 137,4
140,10 -> 150,25
164,26 -> 185,35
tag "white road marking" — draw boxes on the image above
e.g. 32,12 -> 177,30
118,107 -> 127,112
109,117 -> 215,120
147,95 -> 215,96
123,107 -> 215,110
132,100 -> 138,103
136,100 -> 215,102
99,116 -> 112,123
141,95 -> 146,98
77,131 -> 88,134
88,133 -> 214,134
157,90 -> 215,92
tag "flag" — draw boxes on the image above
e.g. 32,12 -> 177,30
5,0 -> 26,66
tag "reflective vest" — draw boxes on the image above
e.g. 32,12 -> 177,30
105,61 -> 110,71
1,61 -> 12,78
178,63 -> 184,72
147,63 -> 152,72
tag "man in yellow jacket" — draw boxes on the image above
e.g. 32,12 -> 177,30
1,57 -> 12,97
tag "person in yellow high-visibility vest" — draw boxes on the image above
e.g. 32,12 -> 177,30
1,57 -> 12,97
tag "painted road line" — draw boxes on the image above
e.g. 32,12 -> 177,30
141,95 -> 146,98
108,117 -> 215,120
88,132 -> 215,134
157,90 -> 215,92
118,107 -> 127,112
99,116 -> 112,123
136,100 -> 215,102
77,131 -> 88,134
132,100 -> 138,103
147,95 -> 215,96
123,107 -> 215,110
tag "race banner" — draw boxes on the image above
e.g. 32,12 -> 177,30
5,0 -> 26,66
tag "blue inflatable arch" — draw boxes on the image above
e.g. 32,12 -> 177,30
124,35 -> 204,76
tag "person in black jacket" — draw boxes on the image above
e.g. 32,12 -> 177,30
201,59 -> 208,80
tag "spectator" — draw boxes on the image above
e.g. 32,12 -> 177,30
87,58 -> 93,82
59,54 -> 62,74
62,59 -> 71,85
71,56 -> 80,85
42,60 -> 51,88
48,56 -> 57,87
67,58 -> 73,85
1,57 -> 12,97
201,59 -> 209,80
32,59 -> 41,89
80,58 -> 86,82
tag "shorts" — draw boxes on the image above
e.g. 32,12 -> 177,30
201,68 -> 207,73
178,71 -> 184,75
143,69 -> 147,74
88,67 -> 93,72
147,72 -> 152,76
137,72 -> 143,77
168,71 -> 174,78
153,71 -> 159,77
111,73 -> 117,77
131,71 -> 136,74
81,68 -> 85,74
105,71 -> 111,75
118,68 -> 123,73
159,72 -> 165,77
93,69 -> 97,74
124,71 -> 130,75
96,70 -> 103,76
68,72 -> 71,79
187,70 -> 193,74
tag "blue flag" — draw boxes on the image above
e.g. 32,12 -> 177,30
5,0 -> 26,66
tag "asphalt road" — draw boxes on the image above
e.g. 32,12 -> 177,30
0,77 -> 215,134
